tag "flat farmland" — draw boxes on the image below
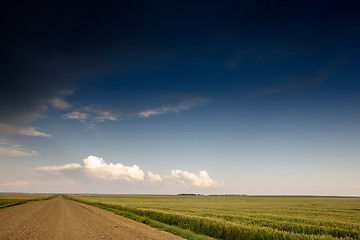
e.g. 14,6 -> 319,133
68,194 -> 360,240
0,193 -> 57,208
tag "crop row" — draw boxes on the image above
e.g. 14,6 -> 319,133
132,205 -> 360,235
116,205 -> 359,239
197,211 -> 360,232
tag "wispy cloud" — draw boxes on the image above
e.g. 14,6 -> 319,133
50,97 -> 72,110
0,139 -> 37,157
83,106 -> 118,121
62,95 -> 209,132
63,111 -> 89,121
34,163 -> 81,172
0,148 -> 37,157
138,96 -> 209,118
0,123 -> 51,137
63,106 -> 118,132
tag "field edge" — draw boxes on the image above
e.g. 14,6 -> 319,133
0,194 -> 59,209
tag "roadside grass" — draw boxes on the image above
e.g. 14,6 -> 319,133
0,193 -> 58,208
66,194 -> 360,240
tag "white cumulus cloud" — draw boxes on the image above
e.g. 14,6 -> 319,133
83,155 -> 144,181
148,171 -> 163,182
29,155 -> 223,190
170,169 -> 220,188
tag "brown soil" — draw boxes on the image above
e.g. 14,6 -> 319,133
0,195 -> 184,240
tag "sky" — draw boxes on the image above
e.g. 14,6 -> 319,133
1,1 -> 359,195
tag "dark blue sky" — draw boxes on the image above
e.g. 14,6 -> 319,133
1,1 -> 359,194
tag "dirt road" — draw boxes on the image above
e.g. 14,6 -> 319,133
0,195 -> 184,240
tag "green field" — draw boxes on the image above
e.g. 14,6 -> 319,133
67,194 -> 360,240
0,193 -> 58,208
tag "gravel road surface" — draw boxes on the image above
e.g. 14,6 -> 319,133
0,195 -> 184,240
